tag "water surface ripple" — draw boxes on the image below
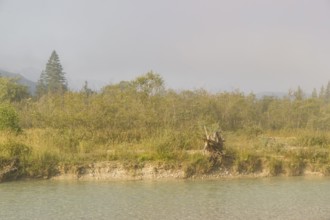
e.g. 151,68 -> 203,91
1,177 -> 330,220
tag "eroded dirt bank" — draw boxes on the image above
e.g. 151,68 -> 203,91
51,161 -> 323,181
53,162 -> 185,181
1,160 -> 325,183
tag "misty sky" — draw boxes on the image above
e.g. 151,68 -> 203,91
1,0 -> 330,93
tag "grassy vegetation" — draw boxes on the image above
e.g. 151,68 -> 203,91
1,73 -> 330,180
1,129 -> 330,180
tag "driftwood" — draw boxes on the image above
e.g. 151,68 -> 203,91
203,126 -> 225,158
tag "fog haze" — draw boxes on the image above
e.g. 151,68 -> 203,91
1,0 -> 330,92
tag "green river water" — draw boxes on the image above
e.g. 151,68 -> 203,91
1,177 -> 330,220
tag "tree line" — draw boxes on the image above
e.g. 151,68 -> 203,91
0,50 -> 329,146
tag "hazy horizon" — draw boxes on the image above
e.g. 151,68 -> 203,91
1,0 -> 330,93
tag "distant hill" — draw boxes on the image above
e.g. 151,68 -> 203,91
0,69 -> 37,94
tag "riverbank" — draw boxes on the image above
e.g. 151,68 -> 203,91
1,130 -> 330,183
0,158 -> 327,183
52,160 -> 327,181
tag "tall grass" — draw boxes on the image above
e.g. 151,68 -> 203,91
2,127 -> 330,179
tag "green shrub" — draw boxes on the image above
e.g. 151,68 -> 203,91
153,135 -> 177,161
243,124 -> 263,137
26,152 -> 60,178
268,158 -> 283,176
184,154 -> 212,178
0,141 -> 32,179
137,153 -> 155,162
287,157 -> 305,176
284,150 -> 307,176
296,134 -> 329,147
155,143 -> 175,160
0,104 -> 21,132
0,141 -> 31,158
220,147 -> 237,168
42,128 -> 80,154
235,152 -> 262,174
305,149 -> 329,164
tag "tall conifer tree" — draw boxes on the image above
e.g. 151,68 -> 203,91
36,70 -> 47,97
319,86 -> 325,99
37,50 -> 67,95
311,88 -> 318,99
325,81 -> 330,103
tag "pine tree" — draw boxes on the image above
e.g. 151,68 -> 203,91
81,81 -> 94,97
311,88 -> 318,99
36,70 -> 47,97
294,86 -> 304,101
325,81 -> 330,103
319,86 -> 325,99
37,50 -> 68,95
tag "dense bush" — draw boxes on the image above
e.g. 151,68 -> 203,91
0,104 -> 21,132
296,134 -> 329,147
184,154 -> 213,178
0,141 -> 31,158
235,153 -> 262,174
268,158 -> 283,176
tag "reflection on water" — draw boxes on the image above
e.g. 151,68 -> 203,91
1,177 -> 330,220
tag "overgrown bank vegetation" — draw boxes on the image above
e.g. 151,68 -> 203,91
1,52 -> 330,181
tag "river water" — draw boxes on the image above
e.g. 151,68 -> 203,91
1,177 -> 330,220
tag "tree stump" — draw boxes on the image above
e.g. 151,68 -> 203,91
203,126 -> 225,162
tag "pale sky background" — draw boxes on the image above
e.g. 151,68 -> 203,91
0,0 -> 330,93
